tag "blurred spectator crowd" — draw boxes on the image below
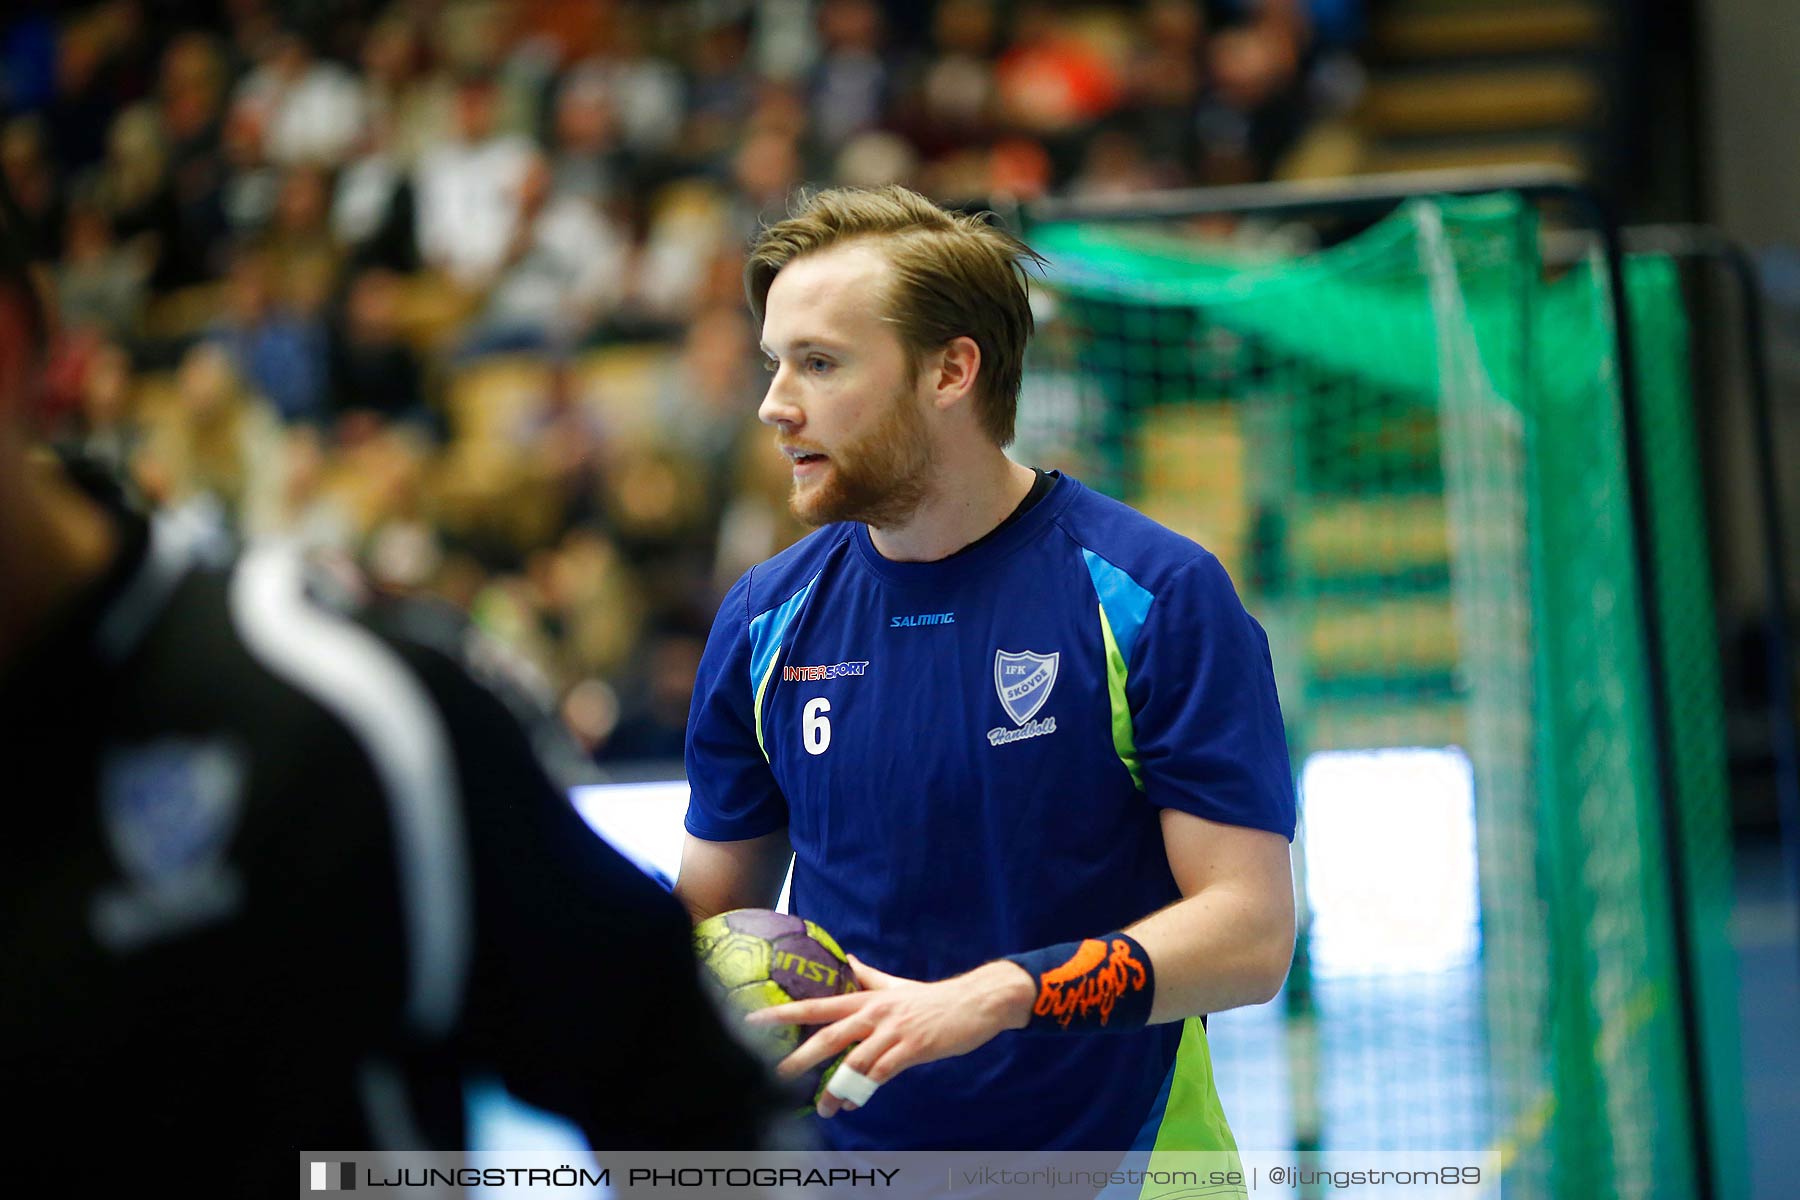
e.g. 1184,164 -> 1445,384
2,0 -> 1355,765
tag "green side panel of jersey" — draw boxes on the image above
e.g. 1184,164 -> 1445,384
1081,548 -> 1155,792
1098,604 -> 1146,791
1141,1018 -> 1245,1199
753,655 -> 780,760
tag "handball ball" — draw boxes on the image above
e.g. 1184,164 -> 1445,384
694,908 -> 861,1110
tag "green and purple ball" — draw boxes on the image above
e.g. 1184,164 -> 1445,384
694,908 -> 861,1110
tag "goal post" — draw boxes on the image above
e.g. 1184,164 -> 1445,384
1013,171 -> 1745,1200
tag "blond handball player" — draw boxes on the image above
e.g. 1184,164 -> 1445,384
678,186 -> 1296,1155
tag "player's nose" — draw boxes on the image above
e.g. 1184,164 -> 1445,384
758,371 -> 803,429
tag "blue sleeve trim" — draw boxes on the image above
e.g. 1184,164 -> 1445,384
747,574 -> 820,710
1081,547 -> 1155,663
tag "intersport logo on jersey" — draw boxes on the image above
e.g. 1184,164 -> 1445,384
782,660 -> 869,682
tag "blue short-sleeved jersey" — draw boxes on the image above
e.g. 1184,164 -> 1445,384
685,474 -> 1295,1152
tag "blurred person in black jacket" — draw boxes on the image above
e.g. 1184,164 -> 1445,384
0,174 -> 779,1195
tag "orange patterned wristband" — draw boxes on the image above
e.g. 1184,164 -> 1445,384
1005,933 -> 1155,1033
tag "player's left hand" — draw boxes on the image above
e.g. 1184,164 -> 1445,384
744,955 -> 1035,1117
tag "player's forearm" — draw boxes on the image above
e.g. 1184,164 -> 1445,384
982,884 -> 1292,1035
672,868 -> 759,925
672,883 -> 716,925
671,875 -> 765,925
1127,884 -> 1295,1023
673,829 -> 795,924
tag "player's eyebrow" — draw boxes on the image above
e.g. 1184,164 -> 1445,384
759,338 -> 847,357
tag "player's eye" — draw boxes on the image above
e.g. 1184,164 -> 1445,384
806,355 -> 833,375
762,357 -> 779,374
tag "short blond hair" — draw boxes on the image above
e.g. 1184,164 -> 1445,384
746,186 -> 1044,446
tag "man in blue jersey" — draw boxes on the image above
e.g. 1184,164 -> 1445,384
677,185 -> 1296,1155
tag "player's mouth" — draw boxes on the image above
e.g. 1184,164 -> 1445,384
781,444 -> 830,480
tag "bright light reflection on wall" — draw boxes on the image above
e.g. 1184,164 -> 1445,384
570,780 -> 691,883
1300,747 -> 1481,978
570,780 -> 793,908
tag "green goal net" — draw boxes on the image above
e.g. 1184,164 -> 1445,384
1018,194 -> 1744,1198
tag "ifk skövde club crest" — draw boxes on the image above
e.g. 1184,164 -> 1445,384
994,649 -> 1060,726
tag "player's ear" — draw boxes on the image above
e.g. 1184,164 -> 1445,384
930,335 -> 981,413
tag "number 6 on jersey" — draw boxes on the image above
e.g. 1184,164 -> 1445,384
803,697 -> 832,755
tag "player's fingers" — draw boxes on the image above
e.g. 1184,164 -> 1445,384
834,1028 -> 899,1087
745,991 -> 866,1027
845,954 -> 901,990
865,1037 -> 920,1087
817,1028 -> 900,1117
777,1014 -> 871,1080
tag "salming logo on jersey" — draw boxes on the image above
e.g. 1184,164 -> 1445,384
890,612 -> 955,627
